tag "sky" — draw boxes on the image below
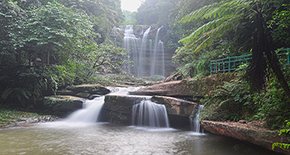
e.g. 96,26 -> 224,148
121,0 -> 145,12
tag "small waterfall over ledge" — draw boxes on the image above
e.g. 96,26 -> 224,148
189,104 -> 204,133
132,99 -> 170,128
64,97 -> 104,123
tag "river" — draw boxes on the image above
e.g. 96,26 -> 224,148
0,87 -> 282,155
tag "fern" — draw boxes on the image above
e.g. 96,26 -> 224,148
177,0 -> 250,54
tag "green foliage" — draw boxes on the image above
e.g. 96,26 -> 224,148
252,61 -> 290,129
202,59 -> 290,129
0,66 -> 50,108
272,121 -> 290,151
201,77 -> 256,122
0,107 -> 39,127
267,2 -> 290,47
0,0 -> 129,109
123,10 -> 137,25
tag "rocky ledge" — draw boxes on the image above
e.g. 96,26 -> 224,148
201,120 -> 290,155
129,72 -> 236,100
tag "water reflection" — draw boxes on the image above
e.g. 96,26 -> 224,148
0,123 -> 282,155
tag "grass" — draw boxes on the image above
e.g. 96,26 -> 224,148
0,107 -> 39,127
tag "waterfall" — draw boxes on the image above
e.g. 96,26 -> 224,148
64,97 -> 104,123
64,87 -> 141,124
132,99 -> 170,128
123,25 -> 140,75
189,104 -> 204,133
150,26 -> 163,76
159,40 -> 165,77
138,26 -> 151,77
122,25 -> 165,77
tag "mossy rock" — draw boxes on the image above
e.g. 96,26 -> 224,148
75,92 -> 91,98
36,96 -> 83,117
66,84 -> 110,95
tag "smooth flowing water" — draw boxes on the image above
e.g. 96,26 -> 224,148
132,99 -> 170,127
190,104 -> 205,133
0,124 -> 280,155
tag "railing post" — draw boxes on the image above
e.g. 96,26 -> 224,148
210,60 -> 212,74
287,48 -> 290,64
228,57 -> 231,72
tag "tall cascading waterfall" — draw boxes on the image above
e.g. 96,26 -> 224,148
150,26 -> 163,76
189,104 -> 205,133
123,25 -> 140,75
132,99 -> 170,128
138,26 -> 151,77
160,40 -> 165,77
122,25 -> 165,77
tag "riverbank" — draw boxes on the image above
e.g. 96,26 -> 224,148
0,108 -> 58,129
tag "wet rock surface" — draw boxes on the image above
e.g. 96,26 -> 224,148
1,115 -> 59,129
129,73 -> 236,99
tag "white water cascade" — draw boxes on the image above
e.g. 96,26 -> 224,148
150,26 -> 163,76
122,25 -> 165,77
64,87 -> 141,124
189,104 -> 204,133
64,97 -> 104,123
138,26 -> 151,77
132,99 -> 170,128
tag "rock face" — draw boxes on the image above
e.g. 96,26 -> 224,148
129,72 -> 236,100
101,95 -> 196,128
201,120 -> 290,155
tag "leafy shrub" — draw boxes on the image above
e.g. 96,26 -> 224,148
201,78 -> 257,122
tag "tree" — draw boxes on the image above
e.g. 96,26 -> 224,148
175,0 -> 290,98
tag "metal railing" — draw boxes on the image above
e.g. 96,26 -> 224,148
210,48 -> 290,74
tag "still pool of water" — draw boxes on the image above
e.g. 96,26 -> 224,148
0,122 -> 281,155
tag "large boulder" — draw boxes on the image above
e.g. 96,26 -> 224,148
101,95 -> 196,128
130,72 -> 236,99
201,120 -> 290,155
101,95 -> 145,125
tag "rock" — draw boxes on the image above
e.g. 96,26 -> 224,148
151,96 -> 196,117
36,95 -> 84,117
88,94 -> 101,100
164,72 -> 184,82
130,72 -> 236,99
238,120 -> 247,124
57,84 -> 110,99
201,120 -> 290,155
